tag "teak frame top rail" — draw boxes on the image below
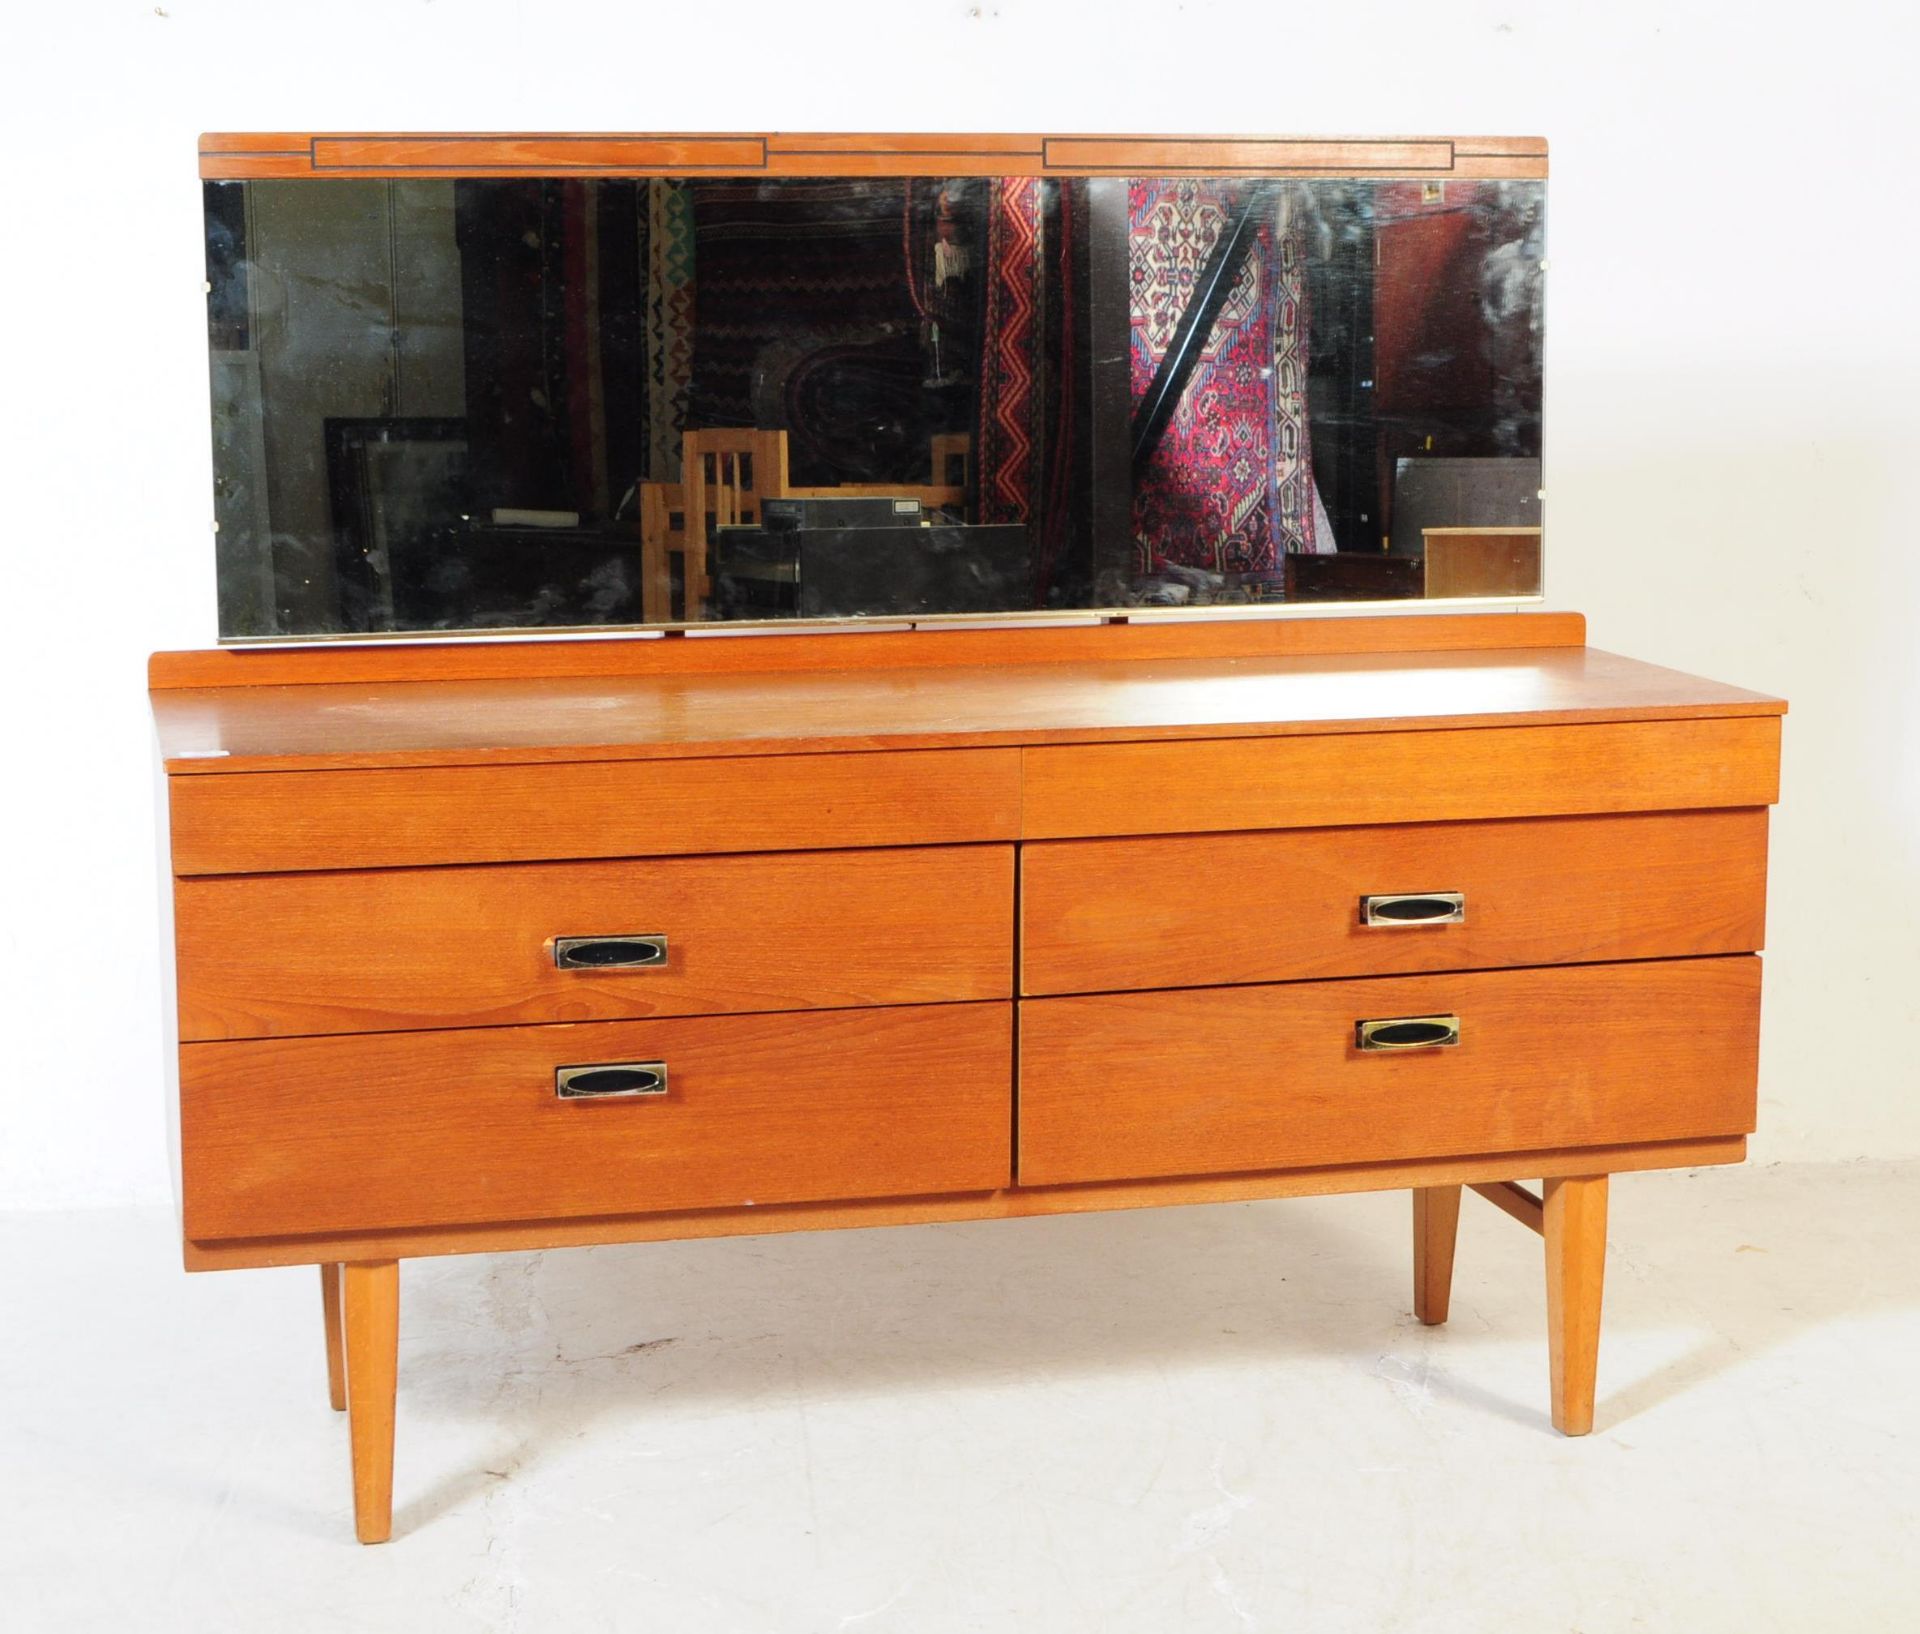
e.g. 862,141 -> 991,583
200,132 -> 1548,181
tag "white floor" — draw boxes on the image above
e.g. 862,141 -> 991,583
2,1162 -> 1915,1633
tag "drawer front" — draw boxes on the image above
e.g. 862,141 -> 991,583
1018,958 -> 1759,1186
182,1002 -> 1012,1240
167,746 -> 1021,874
1021,716 -> 1780,839
176,844 -> 1013,1041
1021,811 -> 1767,995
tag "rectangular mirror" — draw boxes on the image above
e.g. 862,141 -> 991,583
203,144 -> 1544,639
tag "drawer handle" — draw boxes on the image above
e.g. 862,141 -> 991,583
1360,892 -> 1465,927
1355,1014 -> 1461,1052
553,934 -> 668,971
555,1062 -> 669,1100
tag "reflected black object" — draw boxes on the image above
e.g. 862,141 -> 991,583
1285,554 -> 1424,602
1129,180 -> 1275,473
555,1066 -> 665,1099
712,524 -> 1031,620
1390,458 -> 1541,558
1367,1020 -> 1456,1047
204,173 -> 1545,639
399,522 -> 643,630
554,939 -> 667,969
1355,1015 -> 1463,1051
762,496 -> 924,532
1370,898 -> 1459,922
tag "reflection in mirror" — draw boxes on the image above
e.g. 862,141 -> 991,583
205,174 -> 1543,639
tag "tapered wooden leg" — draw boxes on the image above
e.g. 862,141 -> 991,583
1543,1176 -> 1608,1436
1412,1185 -> 1463,1325
320,1264 -> 347,1412
343,1260 -> 400,1544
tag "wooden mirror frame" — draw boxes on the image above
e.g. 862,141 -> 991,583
201,133 -> 1548,641
200,133 -> 1547,182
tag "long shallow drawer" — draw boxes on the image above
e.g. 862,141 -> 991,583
1021,811 -> 1766,995
167,746 -> 1021,874
176,844 -> 1013,1041
1017,957 -> 1759,1186
181,1002 -> 1012,1240
1021,716 -> 1780,839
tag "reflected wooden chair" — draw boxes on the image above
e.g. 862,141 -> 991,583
637,481 -> 685,623
681,429 -> 790,619
930,432 -> 971,490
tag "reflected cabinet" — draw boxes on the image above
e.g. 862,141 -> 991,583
158,134 -> 1781,1545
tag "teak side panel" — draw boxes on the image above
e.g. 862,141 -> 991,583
180,1002 -> 1013,1240
1017,958 -> 1762,1186
1021,810 -> 1770,994
1022,716 -> 1781,839
148,612 -> 1588,691
166,747 -> 1019,875
200,133 -> 1548,182
184,1136 -> 1746,1270
176,845 -> 1015,1041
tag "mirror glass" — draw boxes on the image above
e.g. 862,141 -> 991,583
205,174 -> 1543,639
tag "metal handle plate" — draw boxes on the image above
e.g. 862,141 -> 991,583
1355,1014 -> 1461,1052
554,934 -> 668,971
555,1061 -> 669,1100
1360,891 -> 1465,928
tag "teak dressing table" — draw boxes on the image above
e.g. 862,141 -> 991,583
152,613 -> 1782,1541
161,134 -> 1784,1544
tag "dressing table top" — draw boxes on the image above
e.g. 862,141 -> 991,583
150,614 -> 1784,776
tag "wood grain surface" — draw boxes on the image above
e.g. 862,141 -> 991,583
181,1002 -> 1013,1240
319,1263 -> 346,1412
1021,809 -> 1769,994
200,132 -> 1548,182
176,844 -> 1014,1040
180,1136 -> 1746,1269
150,641 -> 1781,776
342,1261 -> 399,1543
1412,1187 -> 1463,1324
1021,716 -> 1781,839
167,747 -> 1021,874
1017,957 -> 1761,1186
151,613 -> 1589,691
1544,1175 -> 1609,1436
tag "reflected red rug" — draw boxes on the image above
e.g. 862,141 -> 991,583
1129,178 -> 1315,578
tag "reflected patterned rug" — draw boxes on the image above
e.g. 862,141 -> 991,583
975,178 -> 1076,600
975,176 -> 1044,528
684,179 -> 921,486
642,180 -> 695,483
1129,178 -> 1317,578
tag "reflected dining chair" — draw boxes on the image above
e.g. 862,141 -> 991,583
680,429 -> 791,619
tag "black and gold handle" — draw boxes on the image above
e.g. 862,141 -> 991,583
1359,891 -> 1465,927
553,934 -> 668,971
1355,1014 -> 1461,1052
555,1061 -> 669,1100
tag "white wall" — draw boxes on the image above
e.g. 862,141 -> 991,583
3,1 -> 1914,1206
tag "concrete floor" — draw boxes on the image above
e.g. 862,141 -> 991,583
2,1161 -> 1915,1632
